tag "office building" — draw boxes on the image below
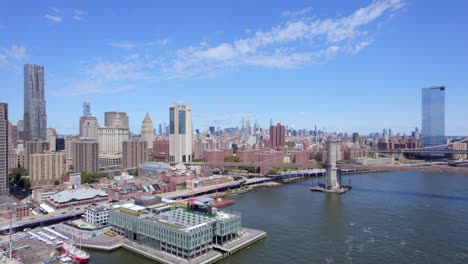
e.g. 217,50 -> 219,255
80,116 -> 99,140
123,139 -> 148,169
140,113 -> 154,149
105,111 -> 129,129
24,140 -> 49,170
79,102 -> 99,140
98,112 -> 130,154
0,103 -> 8,196
55,137 -> 65,151
422,86 -> 445,147
24,64 -> 47,141
109,198 -> 241,261
71,139 -> 99,173
169,104 -> 192,162
29,152 -> 67,186
270,123 -> 285,149
98,126 -> 130,154
84,204 -> 110,227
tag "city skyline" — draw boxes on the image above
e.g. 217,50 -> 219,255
1,1 -> 468,135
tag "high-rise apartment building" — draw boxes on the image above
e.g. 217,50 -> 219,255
123,139 -> 148,169
0,103 -> 9,196
29,152 -> 67,186
141,113 -> 154,149
105,112 -> 129,129
24,140 -> 49,170
71,139 -> 99,173
422,86 -> 445,147
24,64 -> 47,141
270,123 -> 285,149
169,104 -> 192,163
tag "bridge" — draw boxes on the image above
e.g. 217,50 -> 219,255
374,138 -> 468,155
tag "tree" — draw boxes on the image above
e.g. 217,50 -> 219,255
54,180 -> 60,185
224,156 -> 240,163
286,141 -> 295,148
11,167 -> 28,183
81,172 -> 108,184
241,167 -> 256,173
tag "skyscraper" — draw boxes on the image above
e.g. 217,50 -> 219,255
270,123 -> 286,149
141,113 -> 154,149
105,111 -> 129,129
422,86 -> 445,147
0,103 -> 9,196
98,112 -> 130,154
169,104 -> 192,162
80,102 -> 99,140
24,64 -> 47,141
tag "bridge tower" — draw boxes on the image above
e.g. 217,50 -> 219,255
311,138 -> 350,193
326,139 -> 341,190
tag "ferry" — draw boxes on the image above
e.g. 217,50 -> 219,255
61,243 -> 90,263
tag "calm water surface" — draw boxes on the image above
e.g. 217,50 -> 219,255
89,171 -> 468,263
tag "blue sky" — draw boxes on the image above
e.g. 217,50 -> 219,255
1,0 -> 467,135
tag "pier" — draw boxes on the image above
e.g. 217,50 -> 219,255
77,228 -> 266,264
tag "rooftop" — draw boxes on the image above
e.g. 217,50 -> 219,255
49,188 -> 108,204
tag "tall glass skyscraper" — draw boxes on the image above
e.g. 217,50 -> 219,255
169,104 -> 192,162
24,64 -> 47,141
421,86 -> 445,147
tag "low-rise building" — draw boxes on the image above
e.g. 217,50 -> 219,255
32,187 -> 61,204
46,188 -> 109,209
186,175 -> 233,189
138,162 -> 170,177
84,204 -> 110,227
0,196 -> 30,220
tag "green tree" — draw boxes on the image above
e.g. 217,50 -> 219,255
224,156 -> 240,162
286,141 -> 295,148
81,172 -> 108,184
11,167 -> 28,183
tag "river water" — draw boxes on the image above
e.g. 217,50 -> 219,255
89,171 -> 468,263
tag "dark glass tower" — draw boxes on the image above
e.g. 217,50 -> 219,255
24,64 -> 47,141
421,86 -> 445,147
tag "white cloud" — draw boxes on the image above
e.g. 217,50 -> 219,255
73,10 -> 87,21
109,39 -> 169,49
50,7 -> 61,13
52,80 -> 136,96
162,0 -> 404,78
281,7 -> 312,18
0,44 -> 28,64
109,42 -> 137,50
45,14 -> 62,23
84,53 -> 159,81
6,44 -> 28,60
73,0 -> 404,93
